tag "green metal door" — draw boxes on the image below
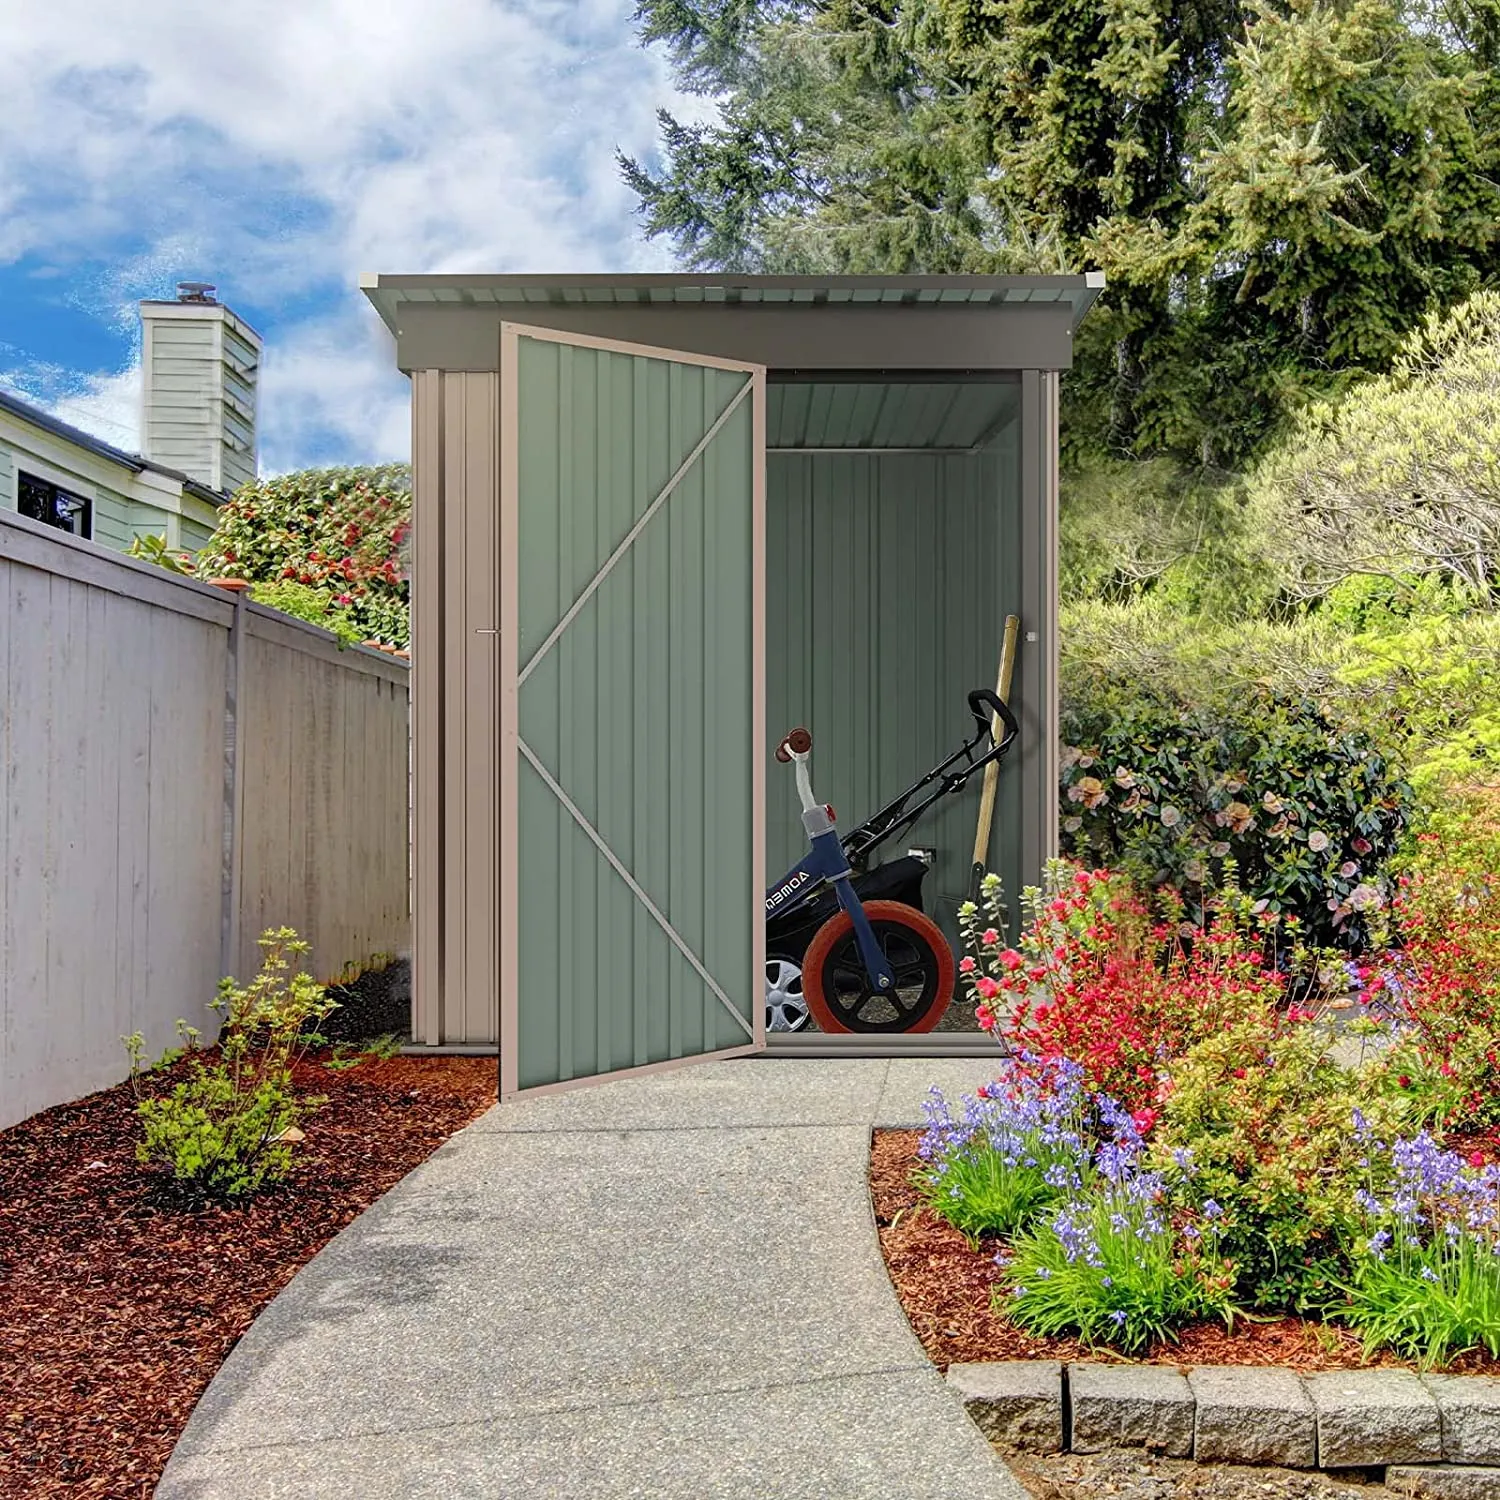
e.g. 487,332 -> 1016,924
499,324 -> 766,1099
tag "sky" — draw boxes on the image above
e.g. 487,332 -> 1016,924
0,0 -> 707,476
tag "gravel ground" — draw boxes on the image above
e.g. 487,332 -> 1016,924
1004,1450 -> 1389,1499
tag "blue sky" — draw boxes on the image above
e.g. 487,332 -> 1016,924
0,0 -> 704,475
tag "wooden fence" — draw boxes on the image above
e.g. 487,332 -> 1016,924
0,509 -> 410,1130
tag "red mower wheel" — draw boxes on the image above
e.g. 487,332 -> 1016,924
802,899 -> 955,1034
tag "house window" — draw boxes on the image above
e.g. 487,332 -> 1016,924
18,472 -> 92,539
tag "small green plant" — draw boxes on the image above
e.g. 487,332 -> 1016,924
1341,1130 -> 1500,1368
126,532 -> 197,574
123,928 -> 338,1203
322,1033 -> 404,1070
915,1058 -> 1093,1244
999,1139 -> 1239,1354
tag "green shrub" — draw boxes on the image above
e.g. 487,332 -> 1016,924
196,465 -> 411,647
1363,783 -> 1500,1131
1060,688 -> 1412,951
1150,1013 -> 1415,1310
124,928 -> 338,1203
247,581 -> 365,648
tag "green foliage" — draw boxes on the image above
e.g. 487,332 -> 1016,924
1251,292 -> 1500,601
123,928 -> 337,1203
1151,1014 -> 1415,1309
1000,1172 -> 1239,1353
624,0 -> 1500,472
126,532 -> 198,575
1060,684 -> 1412,950
196,466 -> 411,647
246,581 -> 365,648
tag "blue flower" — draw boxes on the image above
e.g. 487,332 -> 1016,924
1202,1199 -> 1223,1220
1110,1310 -> 1127,1328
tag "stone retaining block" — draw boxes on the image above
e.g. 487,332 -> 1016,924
944,1360 -> 1063,1454
1422,1374 -> 1500,1465
1305,1369 -> 1442,1469
1187,1364 -> 1316,1468
1387,1464 -> 1500,1499
1067,1363 -> 1194,1457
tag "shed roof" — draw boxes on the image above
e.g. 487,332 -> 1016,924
360,272 -> 1104,339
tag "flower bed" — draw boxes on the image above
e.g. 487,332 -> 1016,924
893,836 -> 1500,1378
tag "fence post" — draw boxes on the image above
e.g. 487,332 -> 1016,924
220,590 -> 247,983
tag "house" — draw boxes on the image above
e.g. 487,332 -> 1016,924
0,283 -> 261,556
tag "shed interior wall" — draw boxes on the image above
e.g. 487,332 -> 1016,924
764,389 -> 1022,1035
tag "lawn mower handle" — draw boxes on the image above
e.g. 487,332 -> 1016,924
968,688 -> 1018,747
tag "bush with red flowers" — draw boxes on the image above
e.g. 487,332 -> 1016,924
959,862 -> 1289,1110
194,465 -> 411,647
1361,783 -> 1500,1129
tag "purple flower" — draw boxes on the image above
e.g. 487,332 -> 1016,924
1202,1199 -> 1223,1220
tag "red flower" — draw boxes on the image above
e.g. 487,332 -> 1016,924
1398,1075 -> 1412,1089
1470,1151 -> 1486,1169
1231,1067 -> 1246,1079
975,976 -> 1000,1000
1132,1107 -> 1158,1135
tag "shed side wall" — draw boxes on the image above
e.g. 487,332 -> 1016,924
409,370 -> 500,1046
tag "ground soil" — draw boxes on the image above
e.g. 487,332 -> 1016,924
0,1044 -> 496,1499
869,1127 -> 1500,1377
1005,1450 -> 1388,1499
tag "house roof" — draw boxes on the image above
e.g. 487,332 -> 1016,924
0,386 -> 227,505
359,272 -> 1106,338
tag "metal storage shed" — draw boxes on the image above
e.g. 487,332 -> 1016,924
361,272 -> 1103,1098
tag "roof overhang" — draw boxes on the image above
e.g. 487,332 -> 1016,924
358,273 -> 1105,376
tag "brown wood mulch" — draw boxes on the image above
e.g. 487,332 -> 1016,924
870,1127 -> 1500,1379
0,1049 -> 497,1500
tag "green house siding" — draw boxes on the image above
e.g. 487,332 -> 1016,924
179,517 -> 215,553
765,426 -> 1023,961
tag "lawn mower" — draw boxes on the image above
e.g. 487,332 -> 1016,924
764,687 -> 1020,1034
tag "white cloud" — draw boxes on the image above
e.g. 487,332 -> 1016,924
0,0 -> 700,468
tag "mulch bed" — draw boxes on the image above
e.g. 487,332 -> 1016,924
871,1127 -> 1500,1379
0,1047 -> 497,1500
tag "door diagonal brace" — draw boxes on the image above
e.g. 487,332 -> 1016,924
518,375 -> 754,688
516,737 -> 754,1040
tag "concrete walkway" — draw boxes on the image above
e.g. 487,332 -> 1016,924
156,1057 -> 1030,1499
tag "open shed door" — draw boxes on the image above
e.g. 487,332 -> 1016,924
499,324 -> 766,1099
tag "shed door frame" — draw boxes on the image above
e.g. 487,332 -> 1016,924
498,321 -> 767,1100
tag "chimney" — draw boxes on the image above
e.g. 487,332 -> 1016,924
139,282 -> 262,495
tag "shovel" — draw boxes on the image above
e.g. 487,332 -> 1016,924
967,614 -> 1021,907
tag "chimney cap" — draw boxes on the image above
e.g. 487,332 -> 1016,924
176,281 -> 218,303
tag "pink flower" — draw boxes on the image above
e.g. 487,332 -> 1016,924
981,928 -> 1001,946
1132,1107 -> 1158,1135
999,950 -> 1024,972
975,1004 -> 995,1031
958,956 -> 977,974
1470,1152 -> 1486,1169
975,976 -> 1000,1000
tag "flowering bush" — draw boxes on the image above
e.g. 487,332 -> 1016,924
195,465 -> 412,646
1059,689 -> 1411,951
959,862 -> 1282,1109
1344,1129 -> 1500,1367
1149,1013 -> 1416,1309
999,1098 -> 1238,1353
1361,784 -> 1500,1130
915,1058 -> 1093,1242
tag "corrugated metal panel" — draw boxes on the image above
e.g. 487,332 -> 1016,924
509,334 -> 759,1091
765,434 -> 1025,1024
767,381 -> 1017,450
